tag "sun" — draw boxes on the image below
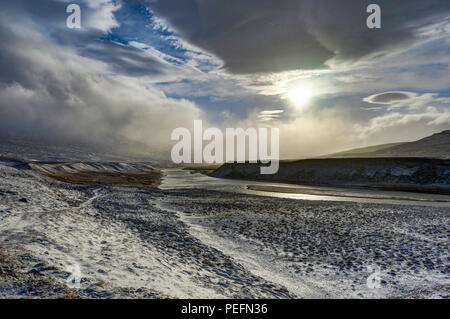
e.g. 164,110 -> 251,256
286,86 -> 313,108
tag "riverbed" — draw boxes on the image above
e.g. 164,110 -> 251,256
160,169 -> 450,207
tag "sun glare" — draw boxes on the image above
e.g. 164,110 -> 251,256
286,86 -> 313,108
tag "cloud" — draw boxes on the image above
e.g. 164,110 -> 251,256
257,110 -> 284,122
260,110 -> 284,115
84,0 -> 122,32
357,92 -> 450,143
0,0 -> 448,160
146,0 -> 333,74
363,92 -> 417,104
80,40 -> 183,78
364,92 -> 450,111
147,0 -> 450,74
357,110 -> 450,140
0,0 -> 204,157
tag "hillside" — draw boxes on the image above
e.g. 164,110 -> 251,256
322,143 -> 404,158
322,130 -> 450,158
211,158 -> 450,194
0,137 -> 171,166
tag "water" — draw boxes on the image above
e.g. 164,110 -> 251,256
159,168 -> 450,207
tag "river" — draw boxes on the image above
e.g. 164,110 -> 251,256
159,168 -> 450,207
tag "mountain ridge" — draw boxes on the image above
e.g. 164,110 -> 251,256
321,130 -> 450,159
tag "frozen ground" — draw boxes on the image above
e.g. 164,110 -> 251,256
0,158 -> 290,298
0,158 -> 449,298
162,190 -> 449,298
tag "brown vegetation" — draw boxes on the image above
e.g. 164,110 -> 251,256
32,166 -> 161,189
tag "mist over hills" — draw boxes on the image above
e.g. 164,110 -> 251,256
322,130 -> 450,159
0,135 -> 171,165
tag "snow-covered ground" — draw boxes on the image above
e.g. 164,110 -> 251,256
0,158 -> 291,298
0,157 -> 449,298
162,190 -> 449,298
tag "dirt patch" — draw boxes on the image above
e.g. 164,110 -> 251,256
32,166 -> 161,189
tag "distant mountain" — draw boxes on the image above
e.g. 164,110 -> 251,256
0,136 -> 169,166
322,130 -> 450,159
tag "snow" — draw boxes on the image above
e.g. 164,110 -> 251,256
0,157 -> 448,298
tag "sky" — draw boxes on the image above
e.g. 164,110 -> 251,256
0,0 -> 449,159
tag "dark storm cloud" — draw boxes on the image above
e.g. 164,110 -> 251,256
147,0 -> 333,73
147,0 -> 450,74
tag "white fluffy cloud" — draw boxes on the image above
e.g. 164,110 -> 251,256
86,0 -> 121,31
